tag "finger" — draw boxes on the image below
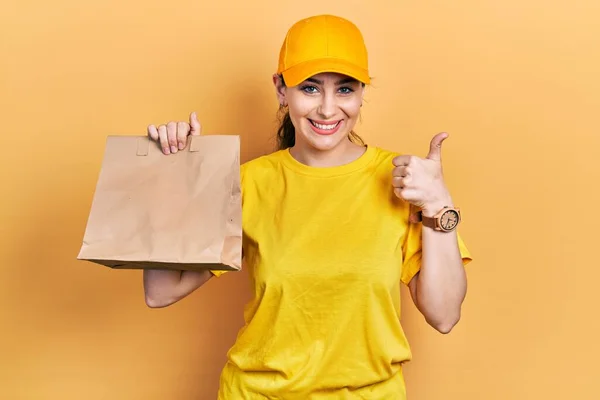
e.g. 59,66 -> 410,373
426,132 -> 449,161
392,174 -> 412,188
147,124 -> 159,141
157,125 -> 169,154
177,121 -> 190,149
392,155 -> 411,167
392,176 -> 402,188
393,188 -> 408,200
392,166 -> 410,178
190,112 -> 202,136
166,122 -> 178,153
394,188 -> 418,202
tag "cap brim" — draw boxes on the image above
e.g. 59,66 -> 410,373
281,58 -> 370,87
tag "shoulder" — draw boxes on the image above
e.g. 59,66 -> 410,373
371,146 -> 400,159
368,146 -> 401,170
241,150 -> 286,181
241,150 -> 286,172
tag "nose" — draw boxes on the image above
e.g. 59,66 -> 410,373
317,92 -> 336,119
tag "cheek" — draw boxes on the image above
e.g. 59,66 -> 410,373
288,107 -> 309,132
287,95 -> 314,118
286,104 -> 310,134
341,98 -> 362,119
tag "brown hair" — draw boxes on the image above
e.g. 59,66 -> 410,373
275,75 -> 365,150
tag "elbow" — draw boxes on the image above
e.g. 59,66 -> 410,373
428,312 -> 461,334
433,319 -> 458,334
144,293 -> 178,309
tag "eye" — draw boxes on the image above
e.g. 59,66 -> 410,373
300,85 -> 319,94
338,86 -> 355,94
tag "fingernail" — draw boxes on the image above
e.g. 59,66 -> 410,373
178,142 -> 185,150
170,145 -> 177,153
163,147 -> 170,154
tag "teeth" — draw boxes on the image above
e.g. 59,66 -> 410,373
311,121 -> 339,130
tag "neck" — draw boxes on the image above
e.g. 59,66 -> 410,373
289,139 -> 366,168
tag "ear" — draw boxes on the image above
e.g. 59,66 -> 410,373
273,74 -> 287,106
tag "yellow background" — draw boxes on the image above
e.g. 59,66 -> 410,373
2,0 -> 598,399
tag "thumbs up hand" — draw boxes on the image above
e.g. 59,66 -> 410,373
392,132 -> 453,216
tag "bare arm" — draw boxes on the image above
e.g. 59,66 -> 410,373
143,270 -> 213,308
392,133 -> 468,334
408,200 -> 467,334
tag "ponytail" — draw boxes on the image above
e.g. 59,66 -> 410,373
276,106 -> 296,149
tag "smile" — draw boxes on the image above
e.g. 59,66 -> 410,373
309,119 -> 342,135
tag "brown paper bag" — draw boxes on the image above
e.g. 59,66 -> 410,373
77,134 -> 242,272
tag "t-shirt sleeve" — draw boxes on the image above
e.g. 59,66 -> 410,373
400,215 -> 473,286
210,269 -> 228,278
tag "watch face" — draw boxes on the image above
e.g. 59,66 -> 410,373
440,209 -> 460,231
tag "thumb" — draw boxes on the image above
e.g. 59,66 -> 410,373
189,112 -> 202,136
426,132 -> 449,161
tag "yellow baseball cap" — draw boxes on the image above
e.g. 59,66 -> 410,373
277,15 -> 370,87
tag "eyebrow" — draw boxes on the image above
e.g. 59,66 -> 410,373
305,77 -> 358,85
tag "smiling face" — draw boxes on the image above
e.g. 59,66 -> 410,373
274,72 -> 365,153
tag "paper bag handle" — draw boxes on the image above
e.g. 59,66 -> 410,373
136,135 -> 202,156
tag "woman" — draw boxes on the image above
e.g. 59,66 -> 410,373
144,14 -> 472,399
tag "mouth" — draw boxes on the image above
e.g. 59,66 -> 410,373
308,119 -> 343,135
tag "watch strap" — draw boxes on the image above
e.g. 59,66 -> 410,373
409,210 -> 437,229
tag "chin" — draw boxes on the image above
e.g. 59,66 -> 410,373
309,136 -> 343,151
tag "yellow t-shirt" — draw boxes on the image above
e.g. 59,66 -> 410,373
213,146 -> 472,399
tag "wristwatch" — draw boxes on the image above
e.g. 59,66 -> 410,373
410,206 -> 461,232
